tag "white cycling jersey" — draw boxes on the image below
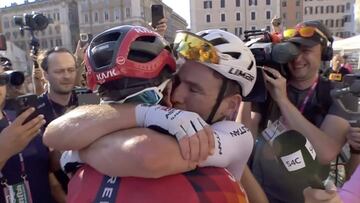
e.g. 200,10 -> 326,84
61,120 -> 254,181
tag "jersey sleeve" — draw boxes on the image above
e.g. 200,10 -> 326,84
199,121 -> 254,180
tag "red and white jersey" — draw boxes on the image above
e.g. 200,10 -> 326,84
67,165 -> 249,203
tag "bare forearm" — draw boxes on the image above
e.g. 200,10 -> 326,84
43,103 -> 137,150
80,128 -> 195,178
241,166 -> 269,203
277,99 -> 348,163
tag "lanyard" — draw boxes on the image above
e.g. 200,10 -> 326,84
297,77 -> 319,113
0,112 -> 27,185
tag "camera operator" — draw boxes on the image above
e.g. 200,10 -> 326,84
242,20 -> 350,203
0,61 -> 48,202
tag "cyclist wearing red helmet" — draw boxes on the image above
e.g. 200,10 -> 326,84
44,26 -> 258,203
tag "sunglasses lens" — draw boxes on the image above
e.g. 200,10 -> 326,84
173,32 -> 219,64
123,89 -> 162,105
283,29 -> 296,39
299,27 -> 316,37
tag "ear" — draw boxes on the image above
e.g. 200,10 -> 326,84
223,94 -> 242,121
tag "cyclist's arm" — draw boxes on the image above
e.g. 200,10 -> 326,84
80,128 -> 197,178
80,121 -> 253,179
43,104 -> 138,150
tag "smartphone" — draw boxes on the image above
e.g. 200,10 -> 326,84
151,4 -> 164,28
0,34 -> 6,51
73,87 -> 100,105
80,33 -> 93,47
4,94 -> 39,124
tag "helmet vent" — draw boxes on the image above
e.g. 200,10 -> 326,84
209,38 -> 229,46
224,52 -> 241,59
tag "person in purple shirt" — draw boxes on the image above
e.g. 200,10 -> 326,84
0,60 -> 50,202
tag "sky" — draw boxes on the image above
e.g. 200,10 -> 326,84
0,0 -> 191,26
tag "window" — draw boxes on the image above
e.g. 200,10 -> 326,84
320,6 -> 324,14
126,8 -> 131,18
114,8 -> 121,20
266,0 -> 271,5
346,3 -> 350,11
84,14 -> 89,23
249,0 -> 256,6
337,5 -> 340,13
336,19 -> 339,27
249,0 -> 252,6
50,39 -> 54,47
251,11 -> 255,20
235,27 -> 242,36
48,26 -> 53,35
236,0 -> 240,7
104,10 -> 109,21
94,12 -> 99,22
251,26 -> 256,30
266,11 -> 271,19
221,28 -> 227,31
329,19 -> 334,27
296,0 -> 300,6
221,13 -> 225,21
53,13 -> 56,21
266,26 -> 270,31
341,5 -> 345,13
282,12 -> 286,19
57,13 -> 60,21
206,14 -> 211,22
3,18 -> 9,29
236,12 -> 240,21
12,32 -> 17,39
55,25 -> 61,34
204,1 -> 212,9
221,0 -> 225,8
282,1 -> 286,7
315,6 -> 319,14
55,38 -> 62,46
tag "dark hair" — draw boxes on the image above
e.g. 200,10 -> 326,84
38,47 -> 76,72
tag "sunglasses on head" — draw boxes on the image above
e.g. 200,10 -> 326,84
173,31 -> 220,64
101,79 -> 170,105
283,26 -> 329,42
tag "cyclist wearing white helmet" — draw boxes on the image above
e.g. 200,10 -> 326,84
44,28 -> 259,203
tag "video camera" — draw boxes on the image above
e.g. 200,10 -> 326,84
13,12 -> 50,68
242,29 -> 300,102
244,29 -> 300,72
13,12 -> 49,32
330,74 -> 360,127
0,71 -> 25,86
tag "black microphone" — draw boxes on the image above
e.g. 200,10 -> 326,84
271,130 -> 330,189
271,42 -> 300,64
330,81 -> 360,98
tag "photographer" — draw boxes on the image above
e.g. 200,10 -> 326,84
0,61 -> 49,202
242,20 -> 350,203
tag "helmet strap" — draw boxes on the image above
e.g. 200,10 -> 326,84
206,78 -> 228,124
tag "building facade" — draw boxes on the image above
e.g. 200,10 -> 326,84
191,0 -> 356,39
279,0 -> 303,29
0,0 -> 79,53
190,0 -> 281,38
77,0 -> 187,42
303,0 -> 355,38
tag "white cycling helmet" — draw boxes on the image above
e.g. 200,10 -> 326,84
195,29 -> 257,97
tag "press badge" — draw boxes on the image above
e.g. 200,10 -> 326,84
3,180 -> 32,203
262,119 -> 288,144
329,73 -> 342,81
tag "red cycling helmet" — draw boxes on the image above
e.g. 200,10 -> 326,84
85,25 -> 176,90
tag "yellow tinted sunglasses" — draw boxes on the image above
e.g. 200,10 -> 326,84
173,31 -> 220,64
283,26 -> 329,41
